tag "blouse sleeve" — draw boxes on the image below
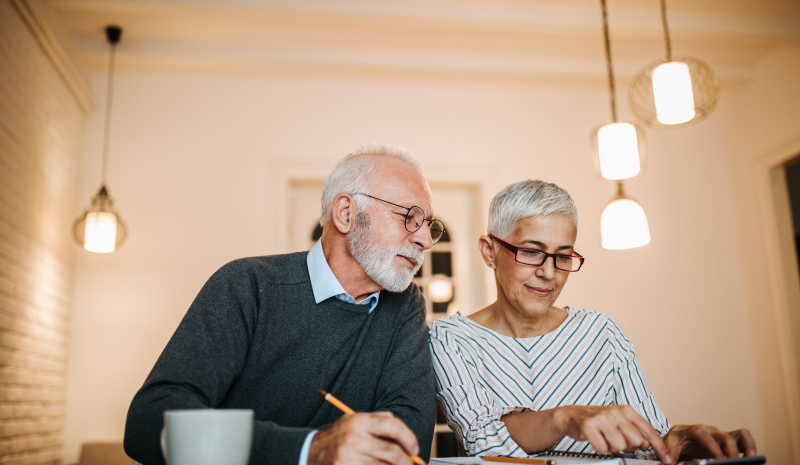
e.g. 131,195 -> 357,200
611,326 -> 671,460
429,328 -> 528,457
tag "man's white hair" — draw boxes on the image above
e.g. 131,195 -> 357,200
488,180 -> 578,239
320,144 -> 423,225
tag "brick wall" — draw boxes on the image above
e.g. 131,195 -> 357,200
0,0 -> 90,463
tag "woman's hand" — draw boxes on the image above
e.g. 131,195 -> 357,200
502,405 -> 671,462
552,405 -> 670,461
663,424 -> 756,461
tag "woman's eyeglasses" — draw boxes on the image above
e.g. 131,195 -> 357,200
354,193 -> 445,244
489,235 -> 584,272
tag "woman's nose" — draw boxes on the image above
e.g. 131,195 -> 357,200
535,256 -> 556,279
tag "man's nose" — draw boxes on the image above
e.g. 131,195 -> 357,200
410,223 -> 434,250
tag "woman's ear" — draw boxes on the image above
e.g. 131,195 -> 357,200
478,235 -> 496,269
331,193 -> 356,234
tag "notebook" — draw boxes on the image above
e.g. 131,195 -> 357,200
431,455 -> 647,465
430,458 -> 633,465
431,455 -> 766,465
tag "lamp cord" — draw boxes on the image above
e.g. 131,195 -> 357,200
600,0 -> 617,123
660,0 -> 672,61
101,40 -> 117,187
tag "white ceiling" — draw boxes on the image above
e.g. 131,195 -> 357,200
49,0 -> 800,86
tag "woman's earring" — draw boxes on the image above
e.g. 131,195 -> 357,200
488,263 -> 495,269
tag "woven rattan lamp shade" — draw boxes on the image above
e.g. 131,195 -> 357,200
629,55 -> 720,129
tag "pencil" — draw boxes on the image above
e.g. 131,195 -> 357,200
483,456 -> 556,465
317,389 -> 426,465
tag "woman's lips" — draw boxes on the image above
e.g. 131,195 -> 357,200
526,285 -> 552,297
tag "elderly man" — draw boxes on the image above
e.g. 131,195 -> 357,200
124,145 -> 441,465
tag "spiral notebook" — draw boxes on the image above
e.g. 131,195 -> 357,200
432,453 -> 766,465
431,450 -> 656,465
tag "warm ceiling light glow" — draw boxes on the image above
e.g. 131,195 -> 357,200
429,274 -> 453,303
601,198 -> 651,250
84,211 -> 117,253
652,61 -> 695,125
595,122 -> 641,180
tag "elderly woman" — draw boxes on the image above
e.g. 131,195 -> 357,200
429,180 -> 756,463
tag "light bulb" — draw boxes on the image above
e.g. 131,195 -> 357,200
84,211 -> 117,253
652,62 -> 695,125
429,274 -> 453,303
596,123 -> 641,180
601,198 -> 651,250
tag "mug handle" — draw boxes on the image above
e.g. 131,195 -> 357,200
160,428 -> 169,464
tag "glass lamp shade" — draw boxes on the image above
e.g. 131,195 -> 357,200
601,197 -> 651,250
593,122 -> 643,180
84,211 -> 118,253
652,62 -> 695,125
428,274 -> 453,303
72,185 -> 128,253
629,56 -> 720,129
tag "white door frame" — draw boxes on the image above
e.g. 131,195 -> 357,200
755,133 -> 800,462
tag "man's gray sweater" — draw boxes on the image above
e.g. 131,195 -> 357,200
123,252 -> 436,465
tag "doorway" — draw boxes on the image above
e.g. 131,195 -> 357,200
781,157 -> 800,372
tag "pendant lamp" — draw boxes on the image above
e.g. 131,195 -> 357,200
72,26 -> 128,253
593,0 -> 651,250
628,0 -> 720,128
591,0 -> 645,181
601,182 -> 651,250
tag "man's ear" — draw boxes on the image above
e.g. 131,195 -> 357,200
478,235 -> 497,269
331,193 -> 356,234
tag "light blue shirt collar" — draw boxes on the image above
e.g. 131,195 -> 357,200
306,239 -> 380,313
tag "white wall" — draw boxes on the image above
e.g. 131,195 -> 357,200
63,60 -> 795,462
722,46 -> 800,465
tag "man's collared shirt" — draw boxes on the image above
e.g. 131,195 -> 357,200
306,239 -> 381,313
298,239 -> 382,465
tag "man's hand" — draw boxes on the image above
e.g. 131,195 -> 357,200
663,424 -> 756,462
553,405 -> 671,462
308,411 -> 420,465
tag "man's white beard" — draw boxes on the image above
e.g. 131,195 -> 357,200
348,210 -> 424,293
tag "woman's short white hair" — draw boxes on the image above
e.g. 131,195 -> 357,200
320,144 -> 422,225
488,180 -> 578,239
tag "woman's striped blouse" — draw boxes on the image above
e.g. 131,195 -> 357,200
429,307 -> 670,459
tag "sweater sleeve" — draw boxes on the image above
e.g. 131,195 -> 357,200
371,287 -> 436,462
429,327 -> 528,457
123,260 -> 312,465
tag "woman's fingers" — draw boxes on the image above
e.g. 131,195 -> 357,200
622,407 -> 669,461
713,431 -> 740,459
690,426 -> 726,459
572,406 -> 660,456
731,429 -> 757,456
599,421 -> 628,453
582,425 -> 611,455
615,418 -> 647,451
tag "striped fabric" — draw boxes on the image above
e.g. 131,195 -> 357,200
429,307 -> 670,459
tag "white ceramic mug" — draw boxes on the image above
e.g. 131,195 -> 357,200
161,409 -> 253,465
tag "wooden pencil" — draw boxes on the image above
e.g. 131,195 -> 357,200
483,456 -> 556,465
318,389 -> 426,465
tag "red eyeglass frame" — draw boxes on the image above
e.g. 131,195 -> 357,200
489,235 -> 585,272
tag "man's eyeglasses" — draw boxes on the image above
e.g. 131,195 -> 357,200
354,193 -> 445,244
489,235 -> 584,272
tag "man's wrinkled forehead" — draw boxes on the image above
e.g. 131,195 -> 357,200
369,160 -> 433,214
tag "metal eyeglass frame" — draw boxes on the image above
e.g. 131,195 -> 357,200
353,193 -> 445,244
489,235 -> 585,272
